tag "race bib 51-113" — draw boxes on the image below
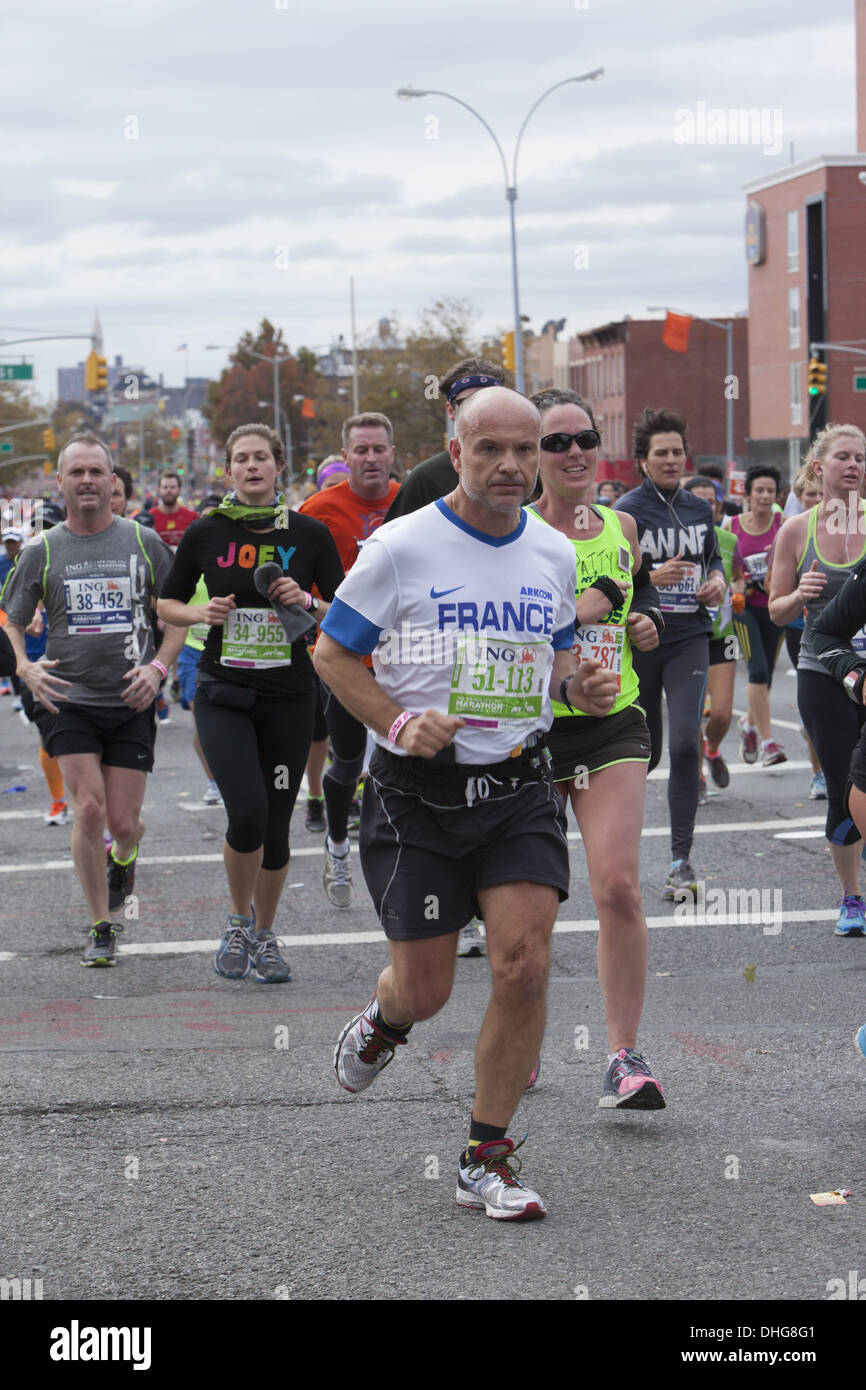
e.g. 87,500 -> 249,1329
448,635 -> 546,724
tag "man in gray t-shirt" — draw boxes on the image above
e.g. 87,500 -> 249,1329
4,515 -> 173,706
2,433 -> 186,966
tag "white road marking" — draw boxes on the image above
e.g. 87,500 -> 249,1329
0,815 -> 827,874
648,758 -> 811,779
774,830 -> 825,840
0,905 -> 846,965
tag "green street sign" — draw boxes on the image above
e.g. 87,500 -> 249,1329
0,442 -> 12,454
854,374 -> 866,393
0,364 -> 34,381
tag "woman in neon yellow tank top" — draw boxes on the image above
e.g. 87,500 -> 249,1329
527,387 -> 666,1111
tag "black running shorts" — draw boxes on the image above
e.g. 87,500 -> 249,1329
45,702 -> 157,771
360,744 -> 570,941
545,704 -> 651,783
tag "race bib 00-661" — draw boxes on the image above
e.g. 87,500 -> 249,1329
658,562 -> 701,614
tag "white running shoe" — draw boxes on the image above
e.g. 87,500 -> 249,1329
457,920 -> 486,957
323,841 -> 352,908
333,996 -> 408,1093
456,1139 -> 547,1220
202,780 -> 223,805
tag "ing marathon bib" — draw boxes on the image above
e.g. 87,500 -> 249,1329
853,625 -> 866,655
448,635 -> 546,725
220,607 -> 293,669
743,550 -> 769,585
63,576 -> 133,635
573,623 -> 624,683
658,562 -> 701,613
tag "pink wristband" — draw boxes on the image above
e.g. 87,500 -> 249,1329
303,591 -> 312,610
150,659 -> 167,680
388,710 -> 419,746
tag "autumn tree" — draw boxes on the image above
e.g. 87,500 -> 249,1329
204,320 -> 320,474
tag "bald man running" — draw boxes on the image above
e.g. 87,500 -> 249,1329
315,387 -> 619,1220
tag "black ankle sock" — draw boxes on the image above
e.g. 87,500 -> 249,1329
374,1001 -> 412,1036
463,1116 -> 507,1164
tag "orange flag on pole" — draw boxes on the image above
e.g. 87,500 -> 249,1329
662,311 -> 691,353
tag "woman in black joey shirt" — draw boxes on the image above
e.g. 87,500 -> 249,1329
159,423 -> 344,983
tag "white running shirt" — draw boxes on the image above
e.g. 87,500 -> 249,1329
321,499 -> 577,763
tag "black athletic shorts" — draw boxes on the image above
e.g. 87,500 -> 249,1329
545,704 -> 651,783
709,635 -> 736,666
360,741 -> 570,941
44,702 -> 157,771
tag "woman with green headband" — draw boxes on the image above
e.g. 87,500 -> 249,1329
158,423 -> 344,982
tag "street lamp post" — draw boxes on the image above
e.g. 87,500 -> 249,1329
648,306 -> 735,467
397,72 -> 604,394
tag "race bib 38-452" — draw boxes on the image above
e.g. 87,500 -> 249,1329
63,577 -> 133,635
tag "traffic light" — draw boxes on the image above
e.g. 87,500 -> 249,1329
501,331 -> 515,373
42,428 -> 56,452
85,351 -> 108,392
808,358 -> 827,396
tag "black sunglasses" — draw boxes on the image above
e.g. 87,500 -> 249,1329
540,429 -> 601,454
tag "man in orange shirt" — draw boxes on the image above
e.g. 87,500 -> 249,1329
299,413 -> 399,907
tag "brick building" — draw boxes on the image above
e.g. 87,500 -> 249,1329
742,0 -> 866,474
566,316 -> 749,485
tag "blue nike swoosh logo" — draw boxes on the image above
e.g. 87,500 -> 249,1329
430,585 -> 465,599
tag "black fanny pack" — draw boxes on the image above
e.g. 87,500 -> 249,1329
196,670 -> 257,711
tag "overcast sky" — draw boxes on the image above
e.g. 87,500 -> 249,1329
0,0 -> 860,399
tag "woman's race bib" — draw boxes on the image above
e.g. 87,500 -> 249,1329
852,624 -> 866,655
64,576 -> 133,634
573,623 -> 624,682
743,550 -> 769,586
448,634 -> 546,723
657,562 -> 701,613
220,607 -> 293,668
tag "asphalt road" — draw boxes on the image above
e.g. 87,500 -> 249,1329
0,656 -> 864,1311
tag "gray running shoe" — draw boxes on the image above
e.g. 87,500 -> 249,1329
249,932 -> 292,984
456,1139 -> 547,1220
457,920 -> 486,957
662,860 -> 697,900
323,843 -> 352,908
214,916 -> 254,979
81,921 -> 121,968
334,996 -> 408,1093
